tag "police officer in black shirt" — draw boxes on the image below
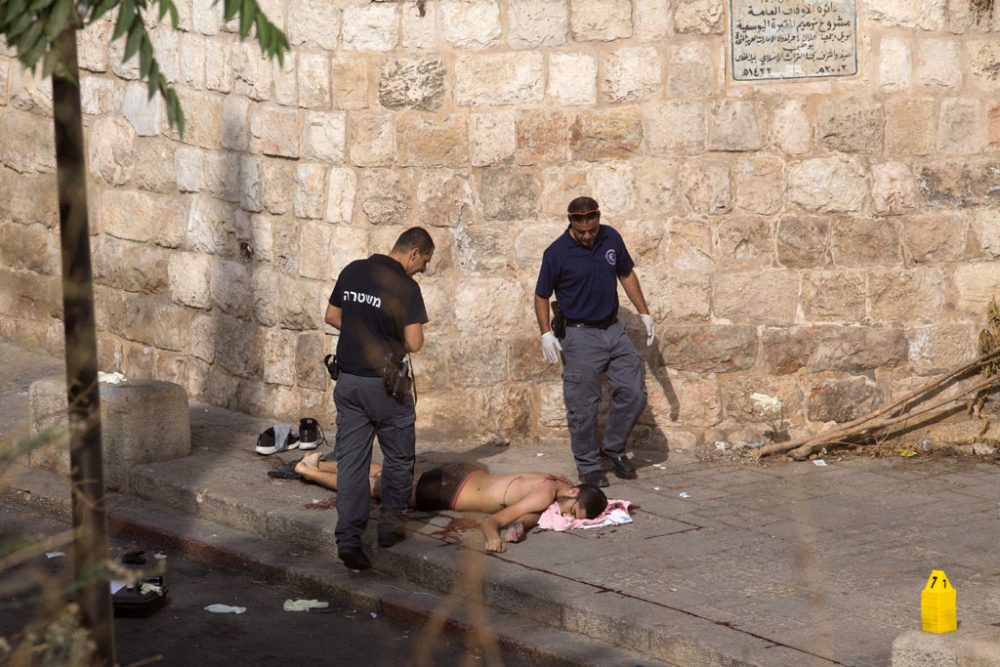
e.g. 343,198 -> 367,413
324,227 -> 434,571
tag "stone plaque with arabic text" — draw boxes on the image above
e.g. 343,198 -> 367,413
730,0 -> 857,81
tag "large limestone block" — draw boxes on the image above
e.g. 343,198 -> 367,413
360,168 -> 414,225
440,0 -> 502,48
479,167 -> 539,220
770,99 -> 811,155
416,171 -> 477,229
806,376 -> 882,423
302,111 -> 346,164
712,270 -> 798,324
661,325 -> 758,373
788,157 -> 867,213
680,159 -> 731,215
397,114 -> 469,167
547,52 -> 597,107
969,40 -> 1000,91
878,38 -> 911,91
349,113 -> 396,167
762,326 -> 908,375
885,98 -> 936,156
708,99 -> 762,152
938,97 -> 987,154
324,167 -> 357,223
801,270 -> 866,322
123,82 -> 162,136
776,216 -> 831,269
101,190 -> 187,247
916,38 -> 961,87
601,45 -> 661,103
0,222 -> 58,276
733,157 -> 783,215
87,116 -> 136,186
871,162 -> 917,215
81,76 -> 124,115
468,111 -> 516,166
868,267 -> 947,325
294,163 -> 328,220
378,58 -> 446,111
900,212 -> 968,264
508,0 -> 568,48
906,324 -> 977,374
402,0 -> 437,49
817,95 -> 883,154
0,107 -> 56,174
331,58 -> 369,110
634,0 -> 671,41
342,2 -> 398,51
454,277 -> 527,335
866,0 -> 946,30
954,261 -> 1000,316
646,101 -> 705,156
569,0 -> 632,40
588,161 -> 635,215
28,377 -> 191,491
667,42 -> 716,98
287,0 -> 340,50
250,105 -> 300,158
830,217 -> 901,268
714,216 -> 774,269
455,52 -> 545,106
673,0 -> 724,34
570,108 -> 643,162
515,111 -> 570,165
297,53 -> 331,109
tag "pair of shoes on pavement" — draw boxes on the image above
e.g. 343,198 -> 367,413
579,453 -> 638,487
338,546 -> 371,571
256,418 -> 325,455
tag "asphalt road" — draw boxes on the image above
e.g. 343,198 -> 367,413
0,502 -> 537,666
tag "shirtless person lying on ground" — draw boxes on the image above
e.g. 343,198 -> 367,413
295,453 -> 608,552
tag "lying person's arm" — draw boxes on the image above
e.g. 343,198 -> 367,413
479,491 -> 552,553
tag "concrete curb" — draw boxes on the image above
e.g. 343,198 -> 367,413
5,464 -> 672,667
892,626 -> 1000,666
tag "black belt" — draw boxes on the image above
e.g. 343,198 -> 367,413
565,316 -> 617,330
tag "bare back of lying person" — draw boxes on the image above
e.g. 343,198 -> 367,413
295,453 -> 608,552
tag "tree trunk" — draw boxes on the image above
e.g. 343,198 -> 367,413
51,26 -> 116,666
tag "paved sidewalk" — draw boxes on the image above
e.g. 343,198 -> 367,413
3,342 -> 1000,666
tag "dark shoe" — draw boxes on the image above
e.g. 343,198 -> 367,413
602,453 -> 638,480
579,470 -> 609,488
377,527 -> 406,549
337,546 -> 371,571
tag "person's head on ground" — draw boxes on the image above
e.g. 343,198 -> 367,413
566,196 -> 601,248
391,227 -> 435,276
557,483 -> 608,519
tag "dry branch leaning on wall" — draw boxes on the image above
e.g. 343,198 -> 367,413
757,299 -> 1000,461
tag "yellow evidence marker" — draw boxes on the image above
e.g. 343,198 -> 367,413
921,569 -> 957,633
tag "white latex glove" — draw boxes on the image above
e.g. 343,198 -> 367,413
640,314 -> 655,346
540,332 -> 562,364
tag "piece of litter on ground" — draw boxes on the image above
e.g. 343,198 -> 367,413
535,452 -> 544,457
652,486 -> 661,491
714,441 -> 729,451
813,459 -> 828,467
678,492 -> 691,498
153,551 -> 167,560
195,489 -> 207,504
98,371 -> 128,384
45,552 -> 65,559
110,581 -> 127,594
205,604 -> 246,614
652,463 -> 666,469
283,599 -> 330,612
669,587 -> 678,592
140,583 -> 164,596
369,611 -> 377,619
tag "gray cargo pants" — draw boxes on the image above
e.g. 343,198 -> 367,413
560,320 -> 646,476
328,372 -> 415,549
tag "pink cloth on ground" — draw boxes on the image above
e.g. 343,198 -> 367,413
537,499 -> 633,532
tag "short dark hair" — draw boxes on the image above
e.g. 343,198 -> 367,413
392,227 -> 435,255
567,196 -> 600,217
575,484 -> 609,519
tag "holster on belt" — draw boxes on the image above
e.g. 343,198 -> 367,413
551,301 -> 566,340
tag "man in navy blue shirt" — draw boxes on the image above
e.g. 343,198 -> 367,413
324,227 -> 434,570
534,197 -> 654,487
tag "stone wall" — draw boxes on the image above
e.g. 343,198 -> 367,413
2,0 -> 1000,449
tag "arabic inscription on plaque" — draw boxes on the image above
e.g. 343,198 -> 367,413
730,0 -> 857,81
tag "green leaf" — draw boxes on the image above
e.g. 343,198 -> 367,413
27,0 -> 55,14
5,11 -> 34,41
254,13 -> 268,44
90,0 -> 119,21
138,34 -> 152,76
167,0 -> 178,27
123,19 -> 143,62
222,0 -> 238,20
112,0 -> 135,40
238,0 -> 253,37
44,0 -> 73,39
2,0 -> 28,26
